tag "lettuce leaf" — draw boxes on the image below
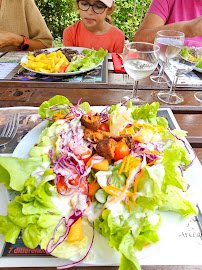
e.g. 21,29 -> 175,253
66,48 -> 107,72
131,102 -> 168,128
0,156 -> 42,191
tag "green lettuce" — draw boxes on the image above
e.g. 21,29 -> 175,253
66,48 -> 107,72
38,95 -> 90,120
0,156 -> 42,191
131,102 -> 168,128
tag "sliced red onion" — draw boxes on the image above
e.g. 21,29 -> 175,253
46,209 -> 82,255
107,175 -> 111,186
121,99 -> 131,106
178,165 -> 184,177
57,223 -> 95,270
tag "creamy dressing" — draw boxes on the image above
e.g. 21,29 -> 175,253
148,214 -> 160,226
107,201 -> 124,217
50,194 -> 73,218
31,161 -> 51,186
95,171 -> 112,187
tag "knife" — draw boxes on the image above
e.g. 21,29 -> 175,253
196,204 -> 202,234
17,66 -> 25,74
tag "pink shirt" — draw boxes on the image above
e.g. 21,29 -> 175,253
148,0 -> 202,42
63,20 -> 125,53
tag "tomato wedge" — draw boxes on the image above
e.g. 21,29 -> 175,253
58,64 -> 68,73
73,145 -> 92,164
57,176 -> 67,193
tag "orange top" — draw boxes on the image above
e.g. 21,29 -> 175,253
63,20 -> 125,53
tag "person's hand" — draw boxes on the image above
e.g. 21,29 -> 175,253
0,30 -> 23,48
187,16 -> 202,38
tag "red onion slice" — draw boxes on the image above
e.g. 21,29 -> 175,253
57,223 -> 95,270
46,209 -> 82,255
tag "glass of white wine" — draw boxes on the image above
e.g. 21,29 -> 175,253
157,40 -> 202,104
150,30 -> 185,84
121,42 -> 160,105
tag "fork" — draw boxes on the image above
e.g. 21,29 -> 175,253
0,112 -> 20,147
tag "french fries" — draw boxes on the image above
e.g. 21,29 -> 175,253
21,51 -> 69,73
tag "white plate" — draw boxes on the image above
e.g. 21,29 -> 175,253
20,47 -> 103,76
194,66 -> 202,73
1,107 -> 201,267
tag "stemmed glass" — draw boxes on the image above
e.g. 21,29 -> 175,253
194,92 -> 202,105
121,42 -> 160,105
157,40 -> 202,104
150,30 -> 185,84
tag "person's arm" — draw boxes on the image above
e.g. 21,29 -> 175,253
25,0 -> 54,49
0,30 -> 47,50
133,13 -> 202,43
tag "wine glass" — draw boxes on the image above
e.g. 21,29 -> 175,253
150,30 -> 185,84
194,92 -> 202,105
121,42 -> 160,105
157,40 -> 202,104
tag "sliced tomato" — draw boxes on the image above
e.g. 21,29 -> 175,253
57,176 -> 67,193
98,122 -> 110,132
114,141 -> 130,161
68,168 -> 80,186
58,64 -> 68,73
73,145 -> 92,164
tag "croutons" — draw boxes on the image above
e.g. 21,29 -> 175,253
81,113 -> 100,131
114,134 -> 134,150
84,128 -> 110,143
96,138 -> 117,159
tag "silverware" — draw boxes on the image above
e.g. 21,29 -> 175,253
196,204 -> 202,234
17,66 -> 25,74
0,112 -> 20,147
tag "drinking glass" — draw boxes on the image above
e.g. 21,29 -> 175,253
150,30 -> 185,84
157,40 -> 202,104
121,42 -> 160,105
194,92 -> 202,105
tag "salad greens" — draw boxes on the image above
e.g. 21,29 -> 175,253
0,95 -> 198,270
66,48 -> 107,72
180,46 -> 202,67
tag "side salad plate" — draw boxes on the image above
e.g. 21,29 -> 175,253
0,96 -> 201,269
20,47 -> 107,76
194,66 -> 202,73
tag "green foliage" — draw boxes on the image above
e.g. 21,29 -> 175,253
35,0 -> 152,42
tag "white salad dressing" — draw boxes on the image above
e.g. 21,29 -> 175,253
95,171 -> 112,187
31,161 -> 51,186
148,213 -> 160,226
50,194 -> 73,218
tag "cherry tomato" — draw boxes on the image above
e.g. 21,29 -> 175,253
114,141 -> 130,161
98,123 -> 110,132
73,145 -> 92,164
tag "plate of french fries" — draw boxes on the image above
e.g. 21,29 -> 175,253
20,47 -> 105,76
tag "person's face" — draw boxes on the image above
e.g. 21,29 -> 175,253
77,0 -> 109,29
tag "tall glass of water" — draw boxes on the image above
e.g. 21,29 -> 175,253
150,30 -> 185,83
157,40 -> 202,104
121,42 -> 160,105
